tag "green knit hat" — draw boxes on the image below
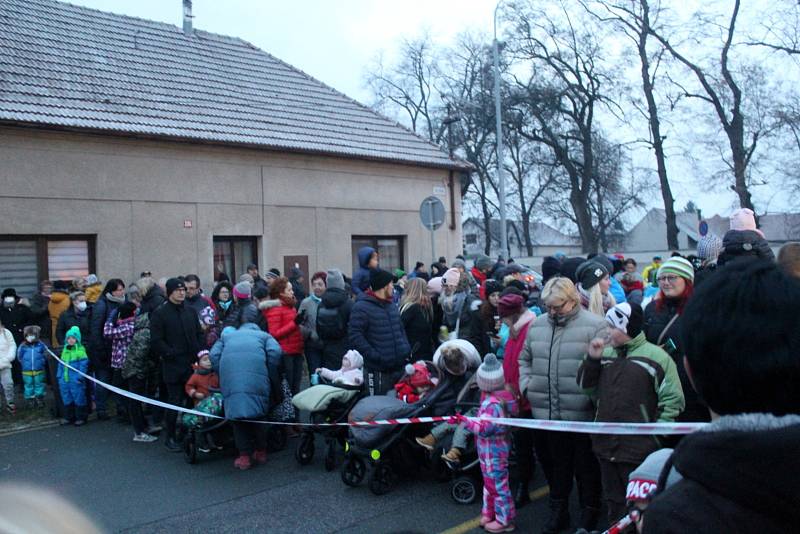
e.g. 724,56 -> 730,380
657,257 -> 695,283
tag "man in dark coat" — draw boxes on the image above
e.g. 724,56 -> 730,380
348,269 -> 410,395
150,278 -> 205,451
641,260 -> 800,533
316,269 -> 353,370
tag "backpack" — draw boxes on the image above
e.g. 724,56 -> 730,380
316,304 -> 347,340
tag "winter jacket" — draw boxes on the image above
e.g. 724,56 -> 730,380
47,291 -> 71,346
265,301 -> 304,355
501,310 -> 536,412
88,295 -> 121,368
209,324 -> 282,420
471,267 -> 487,299
317,287 -> 353,368
103,316 -> 136,369
122,312 -> 157,381
139,287 -> 166,315
441,293 -> 489,357
641,262 -> 660,287
56,307 -> 89,347
318,349 -> 364,386
351,246 -> 376,296
644,299 -> 709,423
643,413 -> 800,534
0,328 -> 16,370
150,300 -> 204,384
608,277 -> 627,304
184,366 -> 220,400
298,295 -> 322,349
290,277 -> 306,303
28,293 -> 53,347
577,332 -> 685,463
57,327 -> 89,384
184,293 -> 215,318
17,341 -> 47,373
431,339 -> 482,373
518,307 -> 607,421
223,301 -> 263,330
0,301 -> 31,345
84,283 -> 102,304
400,303 -> 433,359
348,291 -> 410,372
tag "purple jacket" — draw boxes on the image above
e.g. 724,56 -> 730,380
104,316 -> 136,369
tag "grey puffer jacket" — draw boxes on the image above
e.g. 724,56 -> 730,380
518,307 -> 607,421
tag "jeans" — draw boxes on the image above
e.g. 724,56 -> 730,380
232,420 -> 267,455
535,430 -> 601,509
163,381 -> 188,440
0,368 -> 14,405
282,354 -> 304,395
304,346 -> 323,379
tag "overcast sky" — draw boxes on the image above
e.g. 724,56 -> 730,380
66,0 -> 796,222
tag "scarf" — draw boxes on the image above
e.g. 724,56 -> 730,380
310,294 -> 322,304
440,291 -> 467,326
280,295 -> 297,308
577,283 -> 614,313
106,293 -> 125,304
366,289 -> 393,303
218,300 -> 232,310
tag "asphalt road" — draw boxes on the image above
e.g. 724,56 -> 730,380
0,421 -> 570,533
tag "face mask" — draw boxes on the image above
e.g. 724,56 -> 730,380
76,301 -> 88,312
26,335 -> 36,343
3,297 -> 14,306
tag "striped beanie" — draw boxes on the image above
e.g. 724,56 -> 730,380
697,234 -> 723,261
476,353 -> 505,392
657,257 -> 695,283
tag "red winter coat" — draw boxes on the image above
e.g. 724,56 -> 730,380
265,304 -> 304,355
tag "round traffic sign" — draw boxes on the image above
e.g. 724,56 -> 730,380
420,196 -> 445,231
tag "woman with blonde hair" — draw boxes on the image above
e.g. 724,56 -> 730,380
400,277 -> 434,359
518,276 -> 607,532
575,261 -> 615,317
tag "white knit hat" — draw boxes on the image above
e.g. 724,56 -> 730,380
476,353 -> 505,392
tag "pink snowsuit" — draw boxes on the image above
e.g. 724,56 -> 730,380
463,389 -> 517,526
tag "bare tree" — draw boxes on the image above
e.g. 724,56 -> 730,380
582,0 -> 679,250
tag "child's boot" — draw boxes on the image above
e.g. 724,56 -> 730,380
251,449 -> 268,465
415,434 -> 436,451
61,404 -> 75,425
5,403 -> 15,416
234,453 -> 252,470
441,447 -> 462,465
485,520 -> 515,533
74,404 -> 87,426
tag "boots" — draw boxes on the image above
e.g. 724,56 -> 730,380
513,480 -> 531,508
415,434 -> 436,451
577,506 -> 601,531
61,404 -> 76,425
542,498 -> 570,534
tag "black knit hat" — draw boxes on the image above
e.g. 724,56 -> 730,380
369,269 -> 394,291
484,279 -> 503,297
541,256 -> 562,283
576,260 -> 609,290
560,257 -> 585,283
165,277 -> 186,297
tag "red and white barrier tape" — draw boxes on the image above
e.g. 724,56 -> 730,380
47,348 -> 707,435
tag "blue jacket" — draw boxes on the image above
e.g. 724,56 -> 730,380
609,277 -> 627,304
351,246 -> 376,296
209,323 -> 282,420
17,341 -> 47,372
348,292 -> 410,372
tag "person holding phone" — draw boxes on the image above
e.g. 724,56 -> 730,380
643,257 -> 707,424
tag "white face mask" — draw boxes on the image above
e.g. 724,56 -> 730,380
3,297 -> 14,306
26,335 -> 36,343
76,301 -> 88,312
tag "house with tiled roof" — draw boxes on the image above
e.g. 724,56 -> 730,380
0,0 -> 470,294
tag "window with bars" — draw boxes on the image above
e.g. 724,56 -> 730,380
0,236 -> 95,298
213,237 -> 258,283
351,236 -> 405,274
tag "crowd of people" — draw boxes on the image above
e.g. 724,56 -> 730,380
0,207 -> 798,533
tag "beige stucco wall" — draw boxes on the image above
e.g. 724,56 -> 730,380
0,126 -> 463,285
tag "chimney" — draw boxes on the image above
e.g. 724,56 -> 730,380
182,0 -> 193,35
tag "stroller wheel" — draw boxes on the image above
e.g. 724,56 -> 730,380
183,433 -> 197,465
450,475 -> 479,505
341,456 -> 366,487
324,440 -> 337,472
267,425 -> 288,452
368,462 -> 396,496
295,433 -> 315,465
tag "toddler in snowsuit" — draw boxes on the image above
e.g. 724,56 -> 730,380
58,326 -> 90,425
316,349 -> 364,386
16,325 -> 48,407
394,361 -> 437,403
458,354 -> 517,533
181,351 -> 223,448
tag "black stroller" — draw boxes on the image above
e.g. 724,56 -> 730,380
341,362 -> 469,495
293,379 -> 365,471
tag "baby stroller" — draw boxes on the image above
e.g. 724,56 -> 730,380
341,361 -> 469,495
181,378 -> 294,465
292,379 -> 365,471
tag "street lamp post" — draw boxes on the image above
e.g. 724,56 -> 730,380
493,2 -> 508,260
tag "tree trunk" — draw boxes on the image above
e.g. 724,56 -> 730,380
639,0 -> 679,250
571,188 -> 597,254
520,207 -> 534,257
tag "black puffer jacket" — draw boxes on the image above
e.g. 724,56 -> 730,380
87,295 -> 120,368
643,414 -> 800,534
400,303 -> 433,359
644,299 -> 709,423
150,301 -> 204,383
56,306 -> 89,347
317,287 -> 353,369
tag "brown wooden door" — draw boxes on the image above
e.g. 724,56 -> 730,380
283,255 -> 309,296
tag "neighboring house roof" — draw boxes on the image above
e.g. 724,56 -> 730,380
463,218 -> 579,247
706,213 -> 800,243
0,0 -> 471,171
